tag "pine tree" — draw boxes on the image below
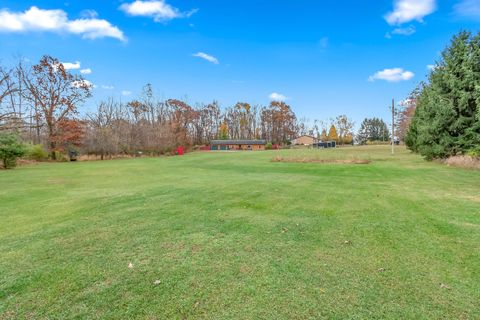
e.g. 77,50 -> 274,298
406,31 -> 480,159
356,118 -> 390,144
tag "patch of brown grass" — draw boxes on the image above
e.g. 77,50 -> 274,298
444,156 -> 480,170
271,156 -> 371,165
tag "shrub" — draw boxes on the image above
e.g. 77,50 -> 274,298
57,152 -> 69,162
0,133 -> 27,169
27,144 -> 49,161
265,143 -> 273,150
467,149 -> 480,158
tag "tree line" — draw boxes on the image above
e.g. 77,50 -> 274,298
0,55 -> 359,166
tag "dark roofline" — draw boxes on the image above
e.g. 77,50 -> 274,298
211,140 -> 267,145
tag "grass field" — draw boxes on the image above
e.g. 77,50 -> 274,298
1,146 -> 479,319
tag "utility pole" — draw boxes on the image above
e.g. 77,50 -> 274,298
391,98 -> 395,155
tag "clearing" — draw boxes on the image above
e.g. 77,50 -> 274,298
1,146 -> 479,319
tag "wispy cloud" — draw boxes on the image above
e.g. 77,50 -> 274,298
385,0 -> 437,25
392,25 -> 416,36
80,68 -> 92,75
0,6 -> 125,41
454,0 -> 480,19
80,9 -> 98,19
122,90 -> 132,96
386,25 -> 416,38
62,61 -> 81,70
269,92 -> 288,101
120,0 -> 197,22
102,85 -> 114,90
369,68 -> 414,82
192,52 -> 219,64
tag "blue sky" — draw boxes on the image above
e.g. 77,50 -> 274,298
0,0 -> 479,125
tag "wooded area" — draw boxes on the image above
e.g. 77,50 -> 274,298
2,31 -> 479,166
0,55 -> 356,164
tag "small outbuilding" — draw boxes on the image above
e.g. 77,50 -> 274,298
211,140 -> 267,151
313,141 -> 337,149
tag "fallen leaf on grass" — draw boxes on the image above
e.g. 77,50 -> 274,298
282,227 -> 289,233
378,268 -> 386,272
194,301 -> 200,309
153,280 -> 161,285
440,283 -> 451,290
128,262 -> 134,269
343,240 -> 352,245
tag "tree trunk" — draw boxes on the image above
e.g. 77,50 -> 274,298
50,141 -> 56,160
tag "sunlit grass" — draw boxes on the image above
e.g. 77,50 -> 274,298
1,146 -> 479,319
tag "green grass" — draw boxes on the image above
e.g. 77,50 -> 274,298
1,146 -> 479,319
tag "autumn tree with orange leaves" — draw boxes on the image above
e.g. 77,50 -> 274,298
166,99 -> 197,146
22,55 -> 92,159
261,101 -> 297,144
52,119 -> 86,153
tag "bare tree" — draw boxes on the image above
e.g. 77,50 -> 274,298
335,114 -> 355,145
0,65 -> 19,129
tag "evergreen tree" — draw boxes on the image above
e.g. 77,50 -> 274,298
356,118 -> 390,144
406,31 -> 480,159
0,133 -> 26,169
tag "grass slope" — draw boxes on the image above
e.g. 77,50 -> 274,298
1,146 -> 479,319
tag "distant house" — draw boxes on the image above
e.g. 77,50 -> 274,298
292,135 -> 317,145
211,140 -> 266,151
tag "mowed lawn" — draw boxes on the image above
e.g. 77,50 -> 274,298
1,146 -> 479,319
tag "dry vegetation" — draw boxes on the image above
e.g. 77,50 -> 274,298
444,155 -> 480,170
271,155 -> 371,164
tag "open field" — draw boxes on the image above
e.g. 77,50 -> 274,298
1,146 -> 479,319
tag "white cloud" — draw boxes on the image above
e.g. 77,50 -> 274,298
67,19 -> 125,41
192,52 -> 219,64
80,68 -> 92,75
369,68 -> 415,82
102,85 -> 114,90
62,61 -> 81,70
80,9 -> 98,19
391,25 -> 416,36
454,0 -> 480,19
385,0 -> 436,25
122,90 -> 132,96
0,6 -> 125,41
120,0 -> 197,22
269,92 -> 288,101
72,79 -> 94,89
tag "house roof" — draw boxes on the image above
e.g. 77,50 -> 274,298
294,135 -> 317,140
211,140 -> 267,145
